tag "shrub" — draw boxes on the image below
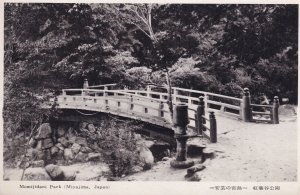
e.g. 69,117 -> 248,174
95,118 -> 141,177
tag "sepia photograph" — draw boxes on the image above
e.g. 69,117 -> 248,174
1,1 -> 298,191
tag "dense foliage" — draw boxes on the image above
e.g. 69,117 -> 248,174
3,3 -> 298,161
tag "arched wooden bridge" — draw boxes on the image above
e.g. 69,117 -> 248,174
55,82 -> 280,143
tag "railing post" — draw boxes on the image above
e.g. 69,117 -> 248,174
62,90 -> 66,96
204,93 -> 208,109
83,78 -> 89,89
159,101 -> 164,117
209,112 -> 217,143
272,96 -> 280,124
241,88 -> 252,122
103,87 -> 108,98
130,95 -> 133,102
82,79 -> 89,96
129,95 -> 134,110
195,96 -> 205,135
173,88 -> 178,102
146,85 -> 151,97
170,103 -> 194,169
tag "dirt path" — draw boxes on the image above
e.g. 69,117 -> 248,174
124,113 -> 297,181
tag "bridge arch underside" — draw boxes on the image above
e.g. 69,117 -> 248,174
56,108 -> 176,145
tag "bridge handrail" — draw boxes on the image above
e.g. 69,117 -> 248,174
119,89 -> 169,97
88,83 -> 117,88
59,95 -> 172,114
172,87 -> 242,102
62,89 -> 169,103
251,104 -> 273,108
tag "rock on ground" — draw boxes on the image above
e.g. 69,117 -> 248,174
50,146 -> 59,156
55,143 -> 65,150
64,148 -> 74,161
71,143 -> 81,155
45,164 -> 64,181
138,146 -> 154,170
60,162 -> 110,181
23,168 -> 51,181
74,152 -> 88,162
87,124 -> 96,133
58,137 -> 69,148
87,153 -> 101,161
187,164 -> 206,175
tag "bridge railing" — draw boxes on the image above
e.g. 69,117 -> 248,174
73,82 -> 280,124
87,83 -> 117,90
250,96 -> 279,124
146,85 -> 279,124
172,87 -> 242,117
59,88 -> 173,127
58,88 -> 219,143
121,86 -> 242,118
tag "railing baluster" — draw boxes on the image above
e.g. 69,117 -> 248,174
147,85 -> 151,97
195,96 -> 205,135
272,96 -> 280,124
204,93 -> 208,109
209,112 -> 217,143
241,88 -> 252,122
159,101 -> 164,117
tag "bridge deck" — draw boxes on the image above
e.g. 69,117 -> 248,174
55,85 -> 278,142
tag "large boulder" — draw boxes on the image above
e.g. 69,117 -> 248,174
62,169 -> 76,181
75,137 -> 88,147
58,137 -> 69,148
45,164 -> 64,181
80,146 -> 93,153
50,146 -> 59,156
71,143 -> 81,155
55,143 -> 65,151
35,123 -> 52,140
138,146 -> 154,170
74,152 -> 88,162
87,153 -> 101,161
23,168 -> 51,181
64,148 -> 74,161
87,124 -> 96,133
66,127 -> 77,143
66,127 -> 76,136
89,143 -> 102,152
